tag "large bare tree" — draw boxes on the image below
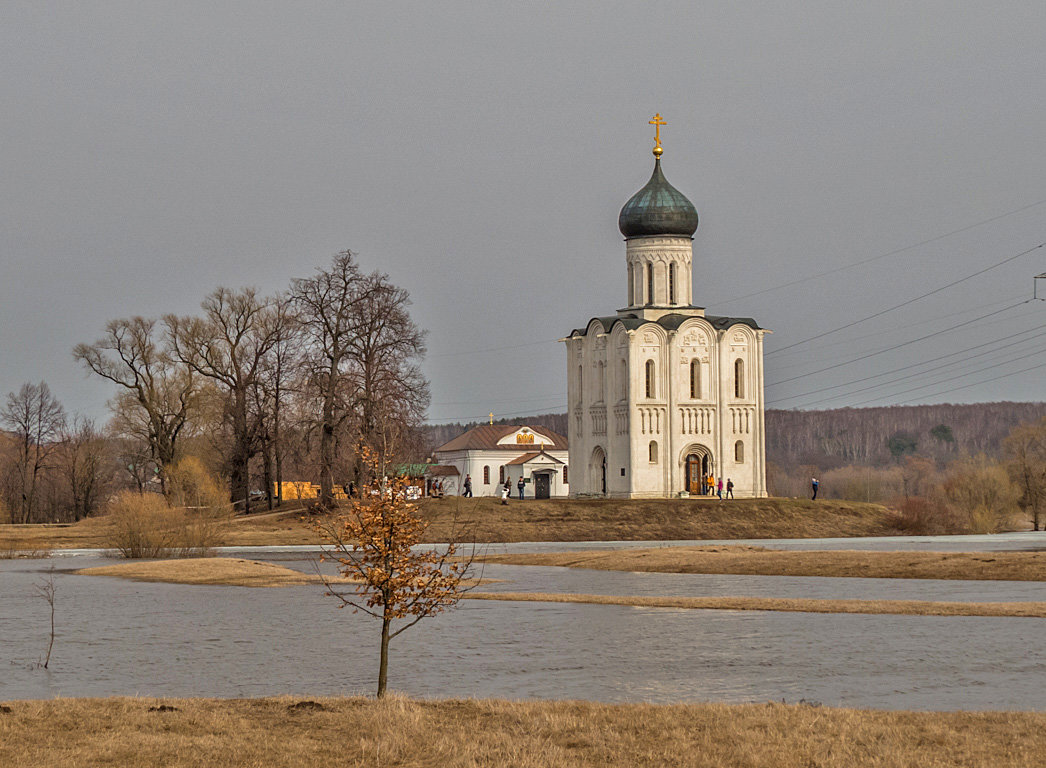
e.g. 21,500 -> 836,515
1,382 -> 66,523
1003,418 -> 1046,531
59,417 -> 112,521
290,251 -> 367,508
167,287 -> 281,512
74,317 -> 197,494
345,271 -> 429,481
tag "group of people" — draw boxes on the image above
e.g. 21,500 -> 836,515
460,473 -> 527,504
701,475 -> 734,499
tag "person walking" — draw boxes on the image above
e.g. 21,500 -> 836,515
717,478 -> 724,500
705,474 -> 714,496
726,478 -> 734,499
811,477 -> 819,500
462,474 -> 472,497
517,475 -> 525,500
500,479 -> 510,505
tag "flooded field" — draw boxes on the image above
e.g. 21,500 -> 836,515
2,536 -> 1046,709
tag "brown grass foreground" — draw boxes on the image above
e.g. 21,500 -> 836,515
481,545 -> 1046,581
0,695 -> 1043,768
0,497 -> 900,552
76,558 -> 1046,618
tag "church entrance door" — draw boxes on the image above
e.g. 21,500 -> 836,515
686,454 -> 702,495
534,473 -> 551,499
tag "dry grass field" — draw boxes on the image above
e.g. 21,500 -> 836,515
0,497 -> 901,553
0,695 -> 1043,768
481,545 -> 1046,581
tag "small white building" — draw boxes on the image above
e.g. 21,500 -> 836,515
432,424 -> 569,498
564,124 -> 769,498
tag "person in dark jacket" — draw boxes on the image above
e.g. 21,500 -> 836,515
517,476 -> 525,500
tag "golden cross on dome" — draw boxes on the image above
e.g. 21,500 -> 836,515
649,113 -> 666,157
489,412 -> 494,425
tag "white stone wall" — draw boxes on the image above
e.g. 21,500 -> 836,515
566,316 -> 768,499
434,448 -> 570,497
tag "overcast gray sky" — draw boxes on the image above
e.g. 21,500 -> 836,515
3,2 -> 1045,424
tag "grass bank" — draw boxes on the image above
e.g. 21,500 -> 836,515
0,695 -> 1043,768
76,558 -> 1046,617
480,546 -> 1046,581
0,497 -> 901,553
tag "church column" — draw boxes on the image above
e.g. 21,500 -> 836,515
754,331 -> 768,497
666,331 -> 678,495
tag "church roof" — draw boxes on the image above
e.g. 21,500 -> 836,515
569,313 -> 762,338
434,424 -> 568,453
618,158 -> 699,239
506,451 -> 565,466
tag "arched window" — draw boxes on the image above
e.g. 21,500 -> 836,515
499,465 -> 505,483
649,441 -> 658,463
734,359 -> 745,399
735,440 -> 745,463
646,263 -> 654,306
669,263 -> 676,304
577,364 -> 583,403
627,264 -> 634,305
597,361 -> 605,401
689,359 -> 700,399
645,359 -> 655,399
483,466 -> 490,484
620,359 -> 628,399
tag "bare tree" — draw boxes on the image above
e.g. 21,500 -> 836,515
1,382 -> 66,524
1003,418 -> 1046,531
344,271 -> 429,483
74,317 -> 197,495
290,251 -> 368,508
59,417 -> 111,520
34,566 -> 57,669
167,288 -> 281,512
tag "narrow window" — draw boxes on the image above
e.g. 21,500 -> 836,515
690,359 -> 700,399
645,359 -> 655,399
578,364 -> 583,403
563,466 -> 569,484
735,440 -> 745,463
646,263 -> 654,305
669,263 -> 676,304
620,359 -> 628,399
499,465 -> 505,483
649,441 -> 658,463
628,264 -> 634,305
483,466 -> 490,484
734,359 -> 745,399
597,361 -> 605,401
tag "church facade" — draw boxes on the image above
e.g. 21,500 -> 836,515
564,119 -> 769,498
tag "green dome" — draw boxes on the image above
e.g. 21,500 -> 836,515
618,159 -> 698,239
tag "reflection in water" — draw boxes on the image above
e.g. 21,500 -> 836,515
1,551 -> 1045,710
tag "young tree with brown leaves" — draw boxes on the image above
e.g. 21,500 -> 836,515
314,452 -> 472,698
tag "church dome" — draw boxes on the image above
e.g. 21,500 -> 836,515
618,158 -> 699,239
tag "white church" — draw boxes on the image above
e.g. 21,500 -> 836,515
565,117 -> 769,498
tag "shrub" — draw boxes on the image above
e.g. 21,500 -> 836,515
166,457 -> 229,515
105,488 -> 223,559
106,491 -> 172,558
942,455 -> 1019,534
887,496 -> 964,535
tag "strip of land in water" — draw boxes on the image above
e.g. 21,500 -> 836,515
0,695 -> 1043,768
480,545 -> 1046,581
2,497 -> 903,553
75,558 -> 1046,618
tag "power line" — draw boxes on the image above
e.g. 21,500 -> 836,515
719,197 -> 1046,307
858,354 -> 1046,408
768,319 -> 1046,407
766,242 -> 1046,357
767,300 -> 1029,388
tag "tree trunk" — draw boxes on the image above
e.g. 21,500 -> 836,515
377,616 -> 391,698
